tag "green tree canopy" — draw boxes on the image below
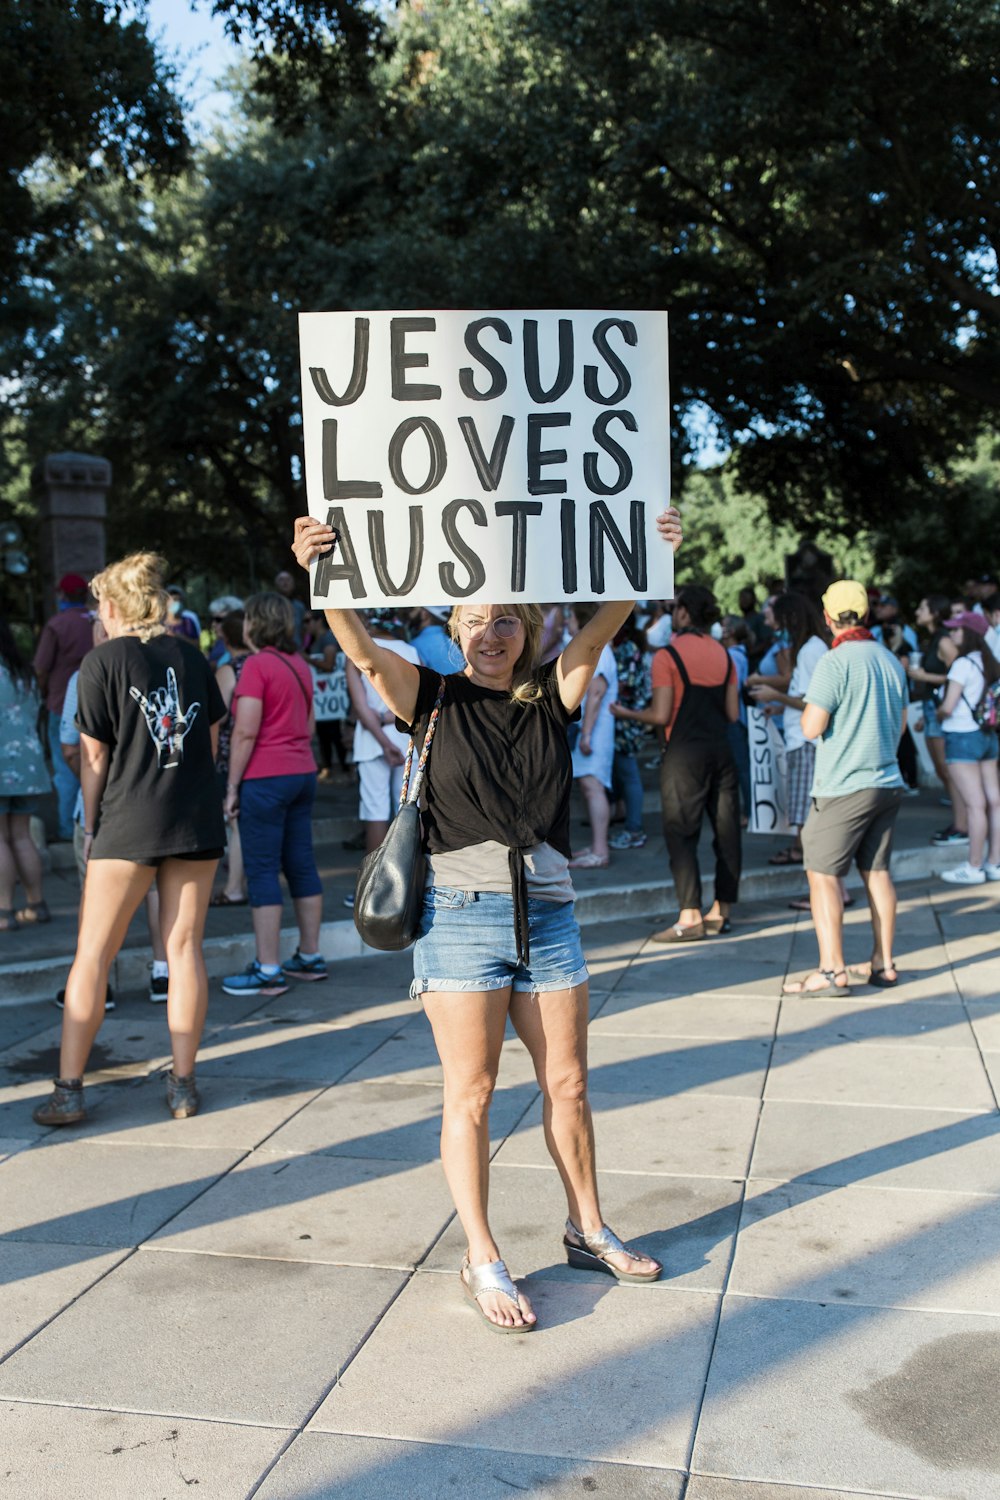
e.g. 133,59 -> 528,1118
8,0 -> 999,591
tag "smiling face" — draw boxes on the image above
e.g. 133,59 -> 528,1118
456,604 -> 525,689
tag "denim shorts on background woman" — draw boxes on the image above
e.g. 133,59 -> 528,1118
944,728 -> 999,764
410,888 -> 589,997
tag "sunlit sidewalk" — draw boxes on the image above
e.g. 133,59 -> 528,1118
0,880 -> 998,1498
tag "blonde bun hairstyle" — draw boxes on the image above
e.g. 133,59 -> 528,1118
448,602 -> 545,703
90,552 -> 169,640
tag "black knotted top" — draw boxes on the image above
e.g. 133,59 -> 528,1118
398,660 -> 580,962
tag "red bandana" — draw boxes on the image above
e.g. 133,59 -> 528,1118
832,627 -> 876,648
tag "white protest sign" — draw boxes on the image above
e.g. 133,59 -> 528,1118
747,705 -> 791,835
311,656 -> 349,722
298,310 -> 671,608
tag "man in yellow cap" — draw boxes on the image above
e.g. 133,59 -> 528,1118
782,579 -> 909,995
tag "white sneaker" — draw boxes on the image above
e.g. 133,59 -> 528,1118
941,862 -> 987,885
983,862 -> 1000,882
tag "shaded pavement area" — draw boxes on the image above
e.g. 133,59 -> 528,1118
1,872 -> 999,1497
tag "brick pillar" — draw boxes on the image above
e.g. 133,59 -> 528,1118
33,451 -> 111,614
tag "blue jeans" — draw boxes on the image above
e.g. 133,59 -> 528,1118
238,773 -> 322,908
612,751 -> 644,834
50,709 -> 79,840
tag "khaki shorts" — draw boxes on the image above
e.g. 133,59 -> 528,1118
801,787 -> 903,878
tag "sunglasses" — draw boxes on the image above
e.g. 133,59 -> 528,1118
458,614 -> 522,639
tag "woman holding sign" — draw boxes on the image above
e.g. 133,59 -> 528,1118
292,507 -> 682,1334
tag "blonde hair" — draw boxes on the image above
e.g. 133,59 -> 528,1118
89,552 -> 168,640
448,602 -> 545,703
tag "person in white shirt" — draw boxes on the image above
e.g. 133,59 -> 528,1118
567,602 -> 618,869
937,612 -> 1000,884
748,593 -> 829,864
983,591 -> 1000,664
346,609 -> 421,860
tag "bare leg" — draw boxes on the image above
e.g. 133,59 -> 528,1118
422,987 -> 535,1329
156,856 -> 218,1078
859,868 -> 898,978
293,892 -> 323,953
927,734 -> 950,798
60,859 -> 155,1078
9,814 -> 44,903
509,982 -> 660,1277
947,762 -> 987,867
950,776 -> 968,834
574,775 -> 610,861
224,820 -> 247,901
251,904 -> 283,968
783,870 -> 848,993
364,819 -> 389,855
0,815 -> 17,913
981,759 -> 1000,865
146,886 -> 167,962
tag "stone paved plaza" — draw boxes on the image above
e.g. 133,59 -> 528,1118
0,880 -> 998,1498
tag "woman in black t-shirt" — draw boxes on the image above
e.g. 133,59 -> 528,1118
34,553 -> 226,1129
293,509 -> 682,1335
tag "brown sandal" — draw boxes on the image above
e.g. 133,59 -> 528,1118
14,901 -> 50,926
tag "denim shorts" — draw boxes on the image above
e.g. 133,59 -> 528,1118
922,698 -> 943,741
410,889 -> 589,996
944,728 -> 999,764
0,795 -> 40,816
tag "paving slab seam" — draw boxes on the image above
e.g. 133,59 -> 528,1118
721,1287 -> 1000,1319
244,1271 -> 419,1499
141,1243 -> 425,1273
296,1426 -> 693,1474
686,1471 -> 930,1500
244,1430 -> 305,1500
0,1246 -> 138,1371
683,1086 -> 771,1475
744,1173 -> 1000,1199
933,898 -> 1000,1116
681,969 -> 784,1485
0,1393 -> 302,1428
492,1160 -> 750,1183
759,1094 -> 995,1115
0,1393 -> 295,1435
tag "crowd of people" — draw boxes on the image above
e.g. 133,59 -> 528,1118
3,536 -> 998,1331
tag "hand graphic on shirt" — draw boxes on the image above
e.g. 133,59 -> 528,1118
129,667 -> 201,768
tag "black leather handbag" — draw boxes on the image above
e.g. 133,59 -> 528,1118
353,678 -> 445,951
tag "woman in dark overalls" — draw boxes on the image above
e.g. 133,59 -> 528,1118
612,584 -> 741,940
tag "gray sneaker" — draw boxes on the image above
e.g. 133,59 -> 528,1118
166,1071 -> 200,1119
33,1078 -> 86,1126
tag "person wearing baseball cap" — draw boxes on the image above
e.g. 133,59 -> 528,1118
934,611 -> 1000,885
782,579 -> 909,994
409,604 -> 465,676
33,572 -> 94,839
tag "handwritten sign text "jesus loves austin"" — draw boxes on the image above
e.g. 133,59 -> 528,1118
299,310 -> 671,607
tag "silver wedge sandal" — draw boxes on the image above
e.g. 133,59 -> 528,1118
563,1219 -> 662,1284
460,1255 -> 536,1333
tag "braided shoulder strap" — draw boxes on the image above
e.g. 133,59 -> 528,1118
399,676 -> 446,808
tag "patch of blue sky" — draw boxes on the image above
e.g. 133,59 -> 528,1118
144,0 -> 245,135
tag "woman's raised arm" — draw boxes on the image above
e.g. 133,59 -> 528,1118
291,517 -> 420,723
